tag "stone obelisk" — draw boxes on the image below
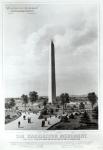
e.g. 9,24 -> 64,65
48,40 -> 56,103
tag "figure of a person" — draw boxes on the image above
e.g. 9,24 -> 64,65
41,120 -> 43,127
41,120 -> 45,127
43,120 -> 45,127
48,118 -> 51,125
28,117 -> 30,123
18,121 -> 20,128
23,115 -> 26,120
30,117 -> 31,123
41,120 -> 44,127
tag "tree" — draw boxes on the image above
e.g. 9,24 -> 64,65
29,91 -> 38,108
92,105 -> 98,119
88,92 -> 97,109
9,98 -> 15,108
79,102 -> 85,110
21,94 -> 28,113
65,93 -> 70,103
60,93 -> 70,113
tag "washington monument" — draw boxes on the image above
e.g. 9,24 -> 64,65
48,40 -> 56,103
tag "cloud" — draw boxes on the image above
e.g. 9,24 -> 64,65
4,4 -> 98,97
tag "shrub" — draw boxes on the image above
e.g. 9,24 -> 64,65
60,115 -> 69,122
69,113 -> 75,119
5,115 -> 11,119
41,109 -> 48,115
56,108 -> 59,112
80,111 -> 91,124
50,108 -> 54,114
92,105 -> 98,119
79,102 -> 85,109
38,114 -> 43,119
12,115 -> 17,118
75,112 -> 79,116
29,108 -> 31,111
56,105 -> 60,108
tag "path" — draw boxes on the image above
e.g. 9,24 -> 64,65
5,112 -> 60,130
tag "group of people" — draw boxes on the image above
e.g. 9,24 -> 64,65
18,113 -> 32,128
28,116 -> 31,123
41,117 -> 51,127
17,111 -> 60,128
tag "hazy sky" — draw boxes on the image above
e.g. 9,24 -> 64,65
4,3 -> 98,97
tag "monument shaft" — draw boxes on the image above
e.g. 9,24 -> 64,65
48,41 -> 56,103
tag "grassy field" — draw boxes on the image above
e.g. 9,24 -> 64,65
48,112 -> 98,130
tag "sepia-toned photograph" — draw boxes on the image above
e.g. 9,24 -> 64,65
4,3 -> 98,130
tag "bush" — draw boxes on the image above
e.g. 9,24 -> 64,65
56,105 -> 60,108
12,115 -> 17,118
56,108 -> 59,112
38,108 -> 48,119
75,112 -> 79,116
29,108 -> 31,111
80,111 -> 91,124
50,108 -> 54,114
79,102 -> 85,109
60,115 -> 69,122
92,105 -> 98,119
5,115 -> 11,119
41,109 -> 48,115
69,113 -> 75,119
38,114 -> 43,119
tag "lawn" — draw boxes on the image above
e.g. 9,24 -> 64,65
48,112 -> 98,130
